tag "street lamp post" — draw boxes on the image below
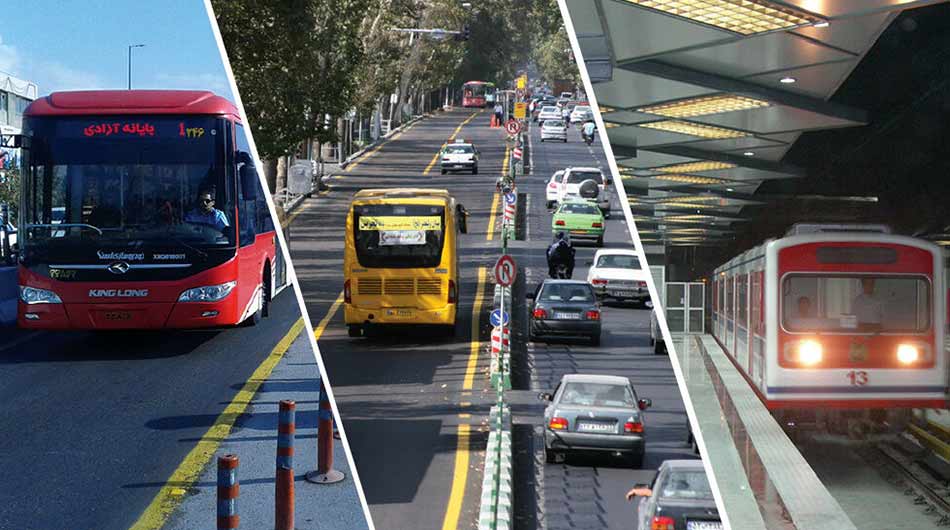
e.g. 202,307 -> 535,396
127,44 -> 145,90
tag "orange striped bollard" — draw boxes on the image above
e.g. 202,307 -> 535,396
275,400 -> 295,530
306,380 -> 345,484
217,455 -> 240,529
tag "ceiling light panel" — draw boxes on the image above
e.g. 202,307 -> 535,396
624,0 -> 824,36
655,161 -> 736,173
637,94 -> 770,118
639,120 -> 749,139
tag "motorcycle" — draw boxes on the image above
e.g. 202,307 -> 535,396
553,263 -> 571,279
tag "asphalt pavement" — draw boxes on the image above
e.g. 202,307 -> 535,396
507,120 -> 699,530
0,290 -> 345,530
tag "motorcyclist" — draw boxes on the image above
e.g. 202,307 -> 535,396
546,231 -> 576,279
582,119 -> 596,144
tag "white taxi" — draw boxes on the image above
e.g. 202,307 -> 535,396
440,140 -> 479,174
546,170 -> 565,209
586,248 -> 651,306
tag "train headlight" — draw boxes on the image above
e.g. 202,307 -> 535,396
897,344 -> 920,365
797,340 -> 823,366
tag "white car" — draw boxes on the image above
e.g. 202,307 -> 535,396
586,248 -> 651,306
540,119 -> 568,143
557,167 -> 611,217
546,170 -> 565,209
537,105 -> 560,125
570,105 -> 592,123
440,140 -> 479,174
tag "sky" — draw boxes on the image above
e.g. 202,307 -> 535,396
0,0 -> 234,100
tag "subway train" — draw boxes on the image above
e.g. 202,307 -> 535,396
710,224 -> 947,430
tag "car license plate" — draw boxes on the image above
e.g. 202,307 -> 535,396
554,312 -> 580,320
612,290 -> 635,297
577,422 -> 614,433
687,522 -> 722,530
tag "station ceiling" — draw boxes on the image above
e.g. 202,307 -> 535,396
567,0 -> 946,247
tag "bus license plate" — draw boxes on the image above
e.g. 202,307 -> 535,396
386,309 -> 414,318
103,311 -> 132,321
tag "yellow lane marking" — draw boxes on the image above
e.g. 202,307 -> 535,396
314,292 -> 345,339
423,112 -> 479,176
486,192 -> 500,242
128,318 -> 307,530
501,146 -> 510,176
439,423 -> 472,530
463,266 -> 487,390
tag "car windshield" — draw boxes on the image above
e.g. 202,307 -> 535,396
782,274 -> 930,332
541,106 -> 558,113
565,171 -> 603,185
559,203 -> 599,215
539,282 -> 594,302
21,115 -> 234,249
596,254 -> 640,269
559,382 -> 636,407
659,470 -> 714,500
445,145 -> 473,154
544,120 -> 565,128
575,106 -> 590,113
352,203 -> 446,268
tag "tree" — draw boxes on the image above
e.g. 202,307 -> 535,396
0,168 -> 18,223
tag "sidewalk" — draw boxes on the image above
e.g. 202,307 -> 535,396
164,331 -> 370,530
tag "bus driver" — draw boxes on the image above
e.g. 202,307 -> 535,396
185,188 -> 230,231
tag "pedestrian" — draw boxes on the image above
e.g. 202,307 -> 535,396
494,102 -> 504,126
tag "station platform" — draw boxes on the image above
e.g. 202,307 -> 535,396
673,334 -> 855,530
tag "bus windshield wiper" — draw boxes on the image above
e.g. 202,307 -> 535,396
26,223 -> 103,235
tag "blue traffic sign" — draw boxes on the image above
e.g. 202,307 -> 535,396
504,192 -> 516,205
490,309 -> 510,327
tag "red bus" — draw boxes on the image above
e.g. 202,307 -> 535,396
461,81 -> 494,108
14,90 -> 278,329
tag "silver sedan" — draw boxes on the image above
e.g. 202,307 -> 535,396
541,373 -> 652,467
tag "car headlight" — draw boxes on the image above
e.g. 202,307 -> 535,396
19,286 -> 62,304
178,281 -> 237,302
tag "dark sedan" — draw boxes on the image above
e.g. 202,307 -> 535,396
528,280 -> 602,345
628,460 -> 721,530
541,373 -> 651,468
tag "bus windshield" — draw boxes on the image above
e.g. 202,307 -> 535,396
21,115 -> 233,251
783,274 -> 931,333
353,203 -> 446,268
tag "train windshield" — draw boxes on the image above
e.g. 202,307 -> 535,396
783,274 -> 931,333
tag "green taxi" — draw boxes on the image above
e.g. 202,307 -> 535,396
552,198 -> 605,246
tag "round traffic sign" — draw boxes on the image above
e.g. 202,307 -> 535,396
504,192 -> 516,205
505,119 -> 521,135
490,309 -> 510,327
494,254 -> 517,287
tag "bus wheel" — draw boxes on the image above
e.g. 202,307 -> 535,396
347,325 -> 361,338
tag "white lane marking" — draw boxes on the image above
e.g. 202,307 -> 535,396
525,193 -> 531,242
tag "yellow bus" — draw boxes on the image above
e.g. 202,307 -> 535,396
344,188 -> 468,337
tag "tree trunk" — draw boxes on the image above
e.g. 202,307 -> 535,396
263,158 -> 279,194
276,156 -> 288,193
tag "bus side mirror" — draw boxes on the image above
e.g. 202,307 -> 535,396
456,204 -> 468,234
240,164 -> 259,200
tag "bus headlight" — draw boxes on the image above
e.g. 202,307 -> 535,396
797,340 -> 823,366
19,286 -> 62,304
897,344 -> 920,365
178,281 -> 237,303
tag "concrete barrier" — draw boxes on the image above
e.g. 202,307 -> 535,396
0,266 -> 16,326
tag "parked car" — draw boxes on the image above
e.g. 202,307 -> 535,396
440,140 -> 479,174
629,460 -> 720,530
552,199 -> 605,246
557,167 -> 611,217
546,170 -> 565,209
586,248 -> 651,306
528,280 -> 602,344
540,119 -> 568,143
537,105 -> 561,125
541,373 -> 651,467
